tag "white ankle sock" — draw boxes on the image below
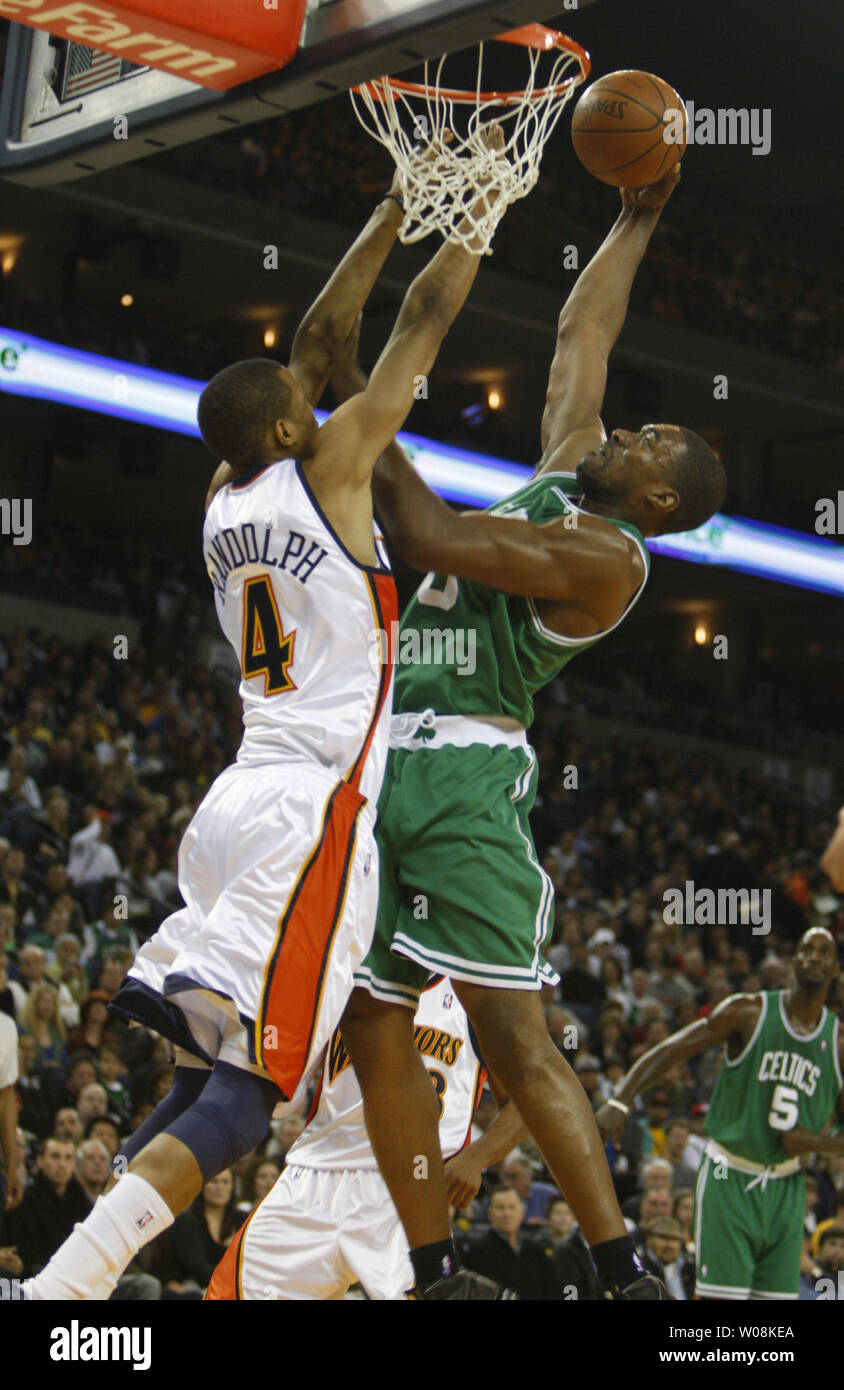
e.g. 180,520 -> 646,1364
26,1174 -> 174,1301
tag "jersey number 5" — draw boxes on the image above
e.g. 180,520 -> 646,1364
242,575 -> 297,696
768,1083 -> 800,1131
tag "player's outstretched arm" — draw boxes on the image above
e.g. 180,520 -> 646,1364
315,128 -> 508,485
287,189 -> 405,406
330,322 -> 641,630
537,166 -> 681,473
594,993 -> 762,1143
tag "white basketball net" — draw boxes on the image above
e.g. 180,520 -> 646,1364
350,30 -> 589,254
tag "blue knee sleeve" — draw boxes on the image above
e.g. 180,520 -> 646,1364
164,1061 -> 281,1182
118,1065 -> 211,1165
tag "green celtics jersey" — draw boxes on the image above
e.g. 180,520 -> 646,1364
394,472 -> 650,726
705,991 -> 843,1166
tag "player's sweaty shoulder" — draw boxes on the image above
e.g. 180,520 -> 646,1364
708,991 -> 764,1051
533,516 -> 645,637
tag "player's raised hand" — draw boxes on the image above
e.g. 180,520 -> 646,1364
620,162 -> 681,212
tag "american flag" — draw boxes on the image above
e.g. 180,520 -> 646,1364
62,45 -> 124,101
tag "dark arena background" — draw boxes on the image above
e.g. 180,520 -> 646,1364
0,0 -> 842,1355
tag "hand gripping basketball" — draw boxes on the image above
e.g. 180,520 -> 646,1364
620,161 -> 682,212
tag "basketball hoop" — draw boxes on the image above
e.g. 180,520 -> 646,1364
350,24 -> 591,253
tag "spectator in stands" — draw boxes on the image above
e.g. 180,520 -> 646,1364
81,899 -> 139,985
235,1156 -> 282,1215
672,1188 -> 695,1251
98,1042 -> 130,1124
461,1186 -> 559,1300
799,1227 -> 844,1301
66,990 -> 118,1057
496,1156 -> 560,1228
74,1138 -> 111,1204
85,1114 -> 122,1161
96,957 -> 132,999
67,810 -> 122,896
0,751 -> 41,813
650,951 -> 697,1014
627,967 -> 660,1026
46,934 -> 88,1017
641,1216 -> 693,1300
573,1054 -> 607,1113
54,1055 -> 97,1119
627,1186 -> 674,1252
25,901 -> 73,962
0,902 -> 19,959
168,1170 -> 240,1294
663,1117 -> 700,1188
545,1196 -> 575,1245
558,939 -> 605,1025
9,1136 -> 89,1276
9,944 -> 50,1015
636,1088 -> 672,1158
266,1114 -> 305,1164
622,1156 -> 673,1217
19,983 -> 66,1071
32,863 -> 84,936
77,1082 -> 109,1124
15,1031 -> 51,1139
52,1108 -> 84,1146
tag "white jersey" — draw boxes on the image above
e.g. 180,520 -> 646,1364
287,976 -> 486,1170
205,458 -> 397,803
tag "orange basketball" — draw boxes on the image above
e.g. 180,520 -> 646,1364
570,70 -> 687,188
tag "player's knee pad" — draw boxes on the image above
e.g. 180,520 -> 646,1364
165,1061 -> 280,1183
118,1064 -> 211,1165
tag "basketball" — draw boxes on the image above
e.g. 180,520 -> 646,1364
570,70 -> 687,187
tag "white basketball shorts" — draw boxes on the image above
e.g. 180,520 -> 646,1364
205,1165 -> 412,1301
113,760 -> 378,1100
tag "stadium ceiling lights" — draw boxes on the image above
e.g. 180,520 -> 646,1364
1,325 -> 842,599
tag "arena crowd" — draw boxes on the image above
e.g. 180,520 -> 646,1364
0,617 -> 841,1299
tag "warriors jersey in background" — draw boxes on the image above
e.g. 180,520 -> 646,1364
206,977 -> 486,1300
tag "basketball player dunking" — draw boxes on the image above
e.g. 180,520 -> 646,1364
24,133 -> 515,1301
205,977 -> 527,1300
330,164 -> 728,1298
597,928 -> 844,1300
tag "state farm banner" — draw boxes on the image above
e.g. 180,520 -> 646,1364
0,0 -> 308,89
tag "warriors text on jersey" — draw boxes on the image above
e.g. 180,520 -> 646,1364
394,471 -> 650,727
286,975 -> 486,1169
706,991 -> 843,1167
205,458 -> 397,803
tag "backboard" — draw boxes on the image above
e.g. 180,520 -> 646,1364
0,0 -> 596,185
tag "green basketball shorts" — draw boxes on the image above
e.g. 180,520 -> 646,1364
355,721 -> 559,1009
694,1152 -> 804,1299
